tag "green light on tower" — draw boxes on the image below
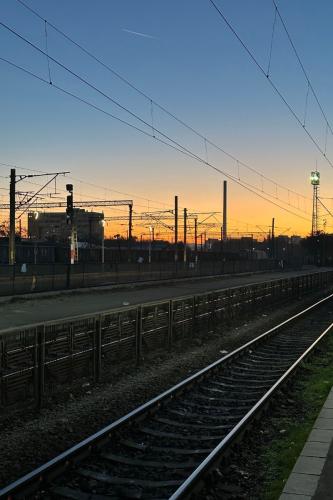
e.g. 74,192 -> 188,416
310,171 -> 320,185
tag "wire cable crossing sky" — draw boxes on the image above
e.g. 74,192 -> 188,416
1,0 -> 333,236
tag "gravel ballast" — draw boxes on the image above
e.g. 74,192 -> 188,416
0,290 -> 331,489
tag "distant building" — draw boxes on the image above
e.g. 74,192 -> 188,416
28,209 -> 104,244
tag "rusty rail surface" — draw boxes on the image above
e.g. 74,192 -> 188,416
0,270 -> 332,411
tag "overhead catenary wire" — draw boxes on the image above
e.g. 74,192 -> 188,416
272,0 -> 333,138
208,0 -> 333,169
0,18 -> 311,214
0,54 -> 311,223
0,160 -> 175,210
14,0 -> 310,203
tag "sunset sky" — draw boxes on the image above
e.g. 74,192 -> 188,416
1,0 -> 333,239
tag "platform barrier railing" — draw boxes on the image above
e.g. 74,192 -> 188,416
0,270 -> 332,411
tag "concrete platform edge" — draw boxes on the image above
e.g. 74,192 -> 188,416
279,387 -> 333,499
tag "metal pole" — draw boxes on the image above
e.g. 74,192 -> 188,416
101,222 -> 105,264
128,203 -> 133,262
70,225 -> 75,264
271,217 -> 275,259
128,204 -> 133,240
222,180 -> 227,242
149,226 -> 152,264
194,217 -> 198,263
9,168 -> 16,265
174,195 -> 178,262
220,225 -> 223,254
183,208 -> 187,263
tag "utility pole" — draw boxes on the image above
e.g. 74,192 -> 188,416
9,168 -> 16,265
66,184 -> 76,265
222,180 -> 227,242
194,217 -> 198,263
271,217 -> 275,259
7,169 -> 69,265
101,218 -> 105,265
128,203 -> 133,240
128,203 -> 133,262
220,225 -> 223,256
183,208 -> 187,264
148,226 -> 153,264
174,195 -> 178,263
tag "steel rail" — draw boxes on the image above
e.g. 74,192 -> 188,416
170,315 -> 333,498
1,292 -> 333,499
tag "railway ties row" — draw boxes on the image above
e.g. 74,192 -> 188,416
3,296 -> 333,500
41,306 -> 333,499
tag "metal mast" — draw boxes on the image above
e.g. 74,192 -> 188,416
310,171 -> 320,236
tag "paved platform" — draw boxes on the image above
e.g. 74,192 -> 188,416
280,387 -> 333,499
0,267 -> 322,330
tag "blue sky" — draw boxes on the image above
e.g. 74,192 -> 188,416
1,0 -> 333,235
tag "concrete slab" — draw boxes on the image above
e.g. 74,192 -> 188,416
301,441 -> 330,458
280,387 -> 333,499
307,429 -> 333,443
314,417 -> 333,430
322,401 -> 333,409
279,495 -> 311,500
293,456 -> 325,475
313,429 -> 333,499
283,473 -> 319,496
318,408 -> 333,419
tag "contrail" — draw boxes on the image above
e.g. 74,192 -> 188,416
122,28 -> 156,39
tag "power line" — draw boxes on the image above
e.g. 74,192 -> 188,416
0,160 -> 175,210
318,198 -> 333,220
14,0 -> 310,203
272,0 -> 333,138
0,54 -> 311,223
208,0 -> 333,169
0,32 -> 311,215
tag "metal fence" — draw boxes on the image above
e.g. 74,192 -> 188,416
0,259 -> 279,296
1,270 -> 332,412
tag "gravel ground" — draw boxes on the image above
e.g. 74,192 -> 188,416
201,339 -> 333,500
0,290 -> 331,490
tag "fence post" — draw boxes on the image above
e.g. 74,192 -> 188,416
135,306 -> 142,364
168,300 -> 173,349
37,325 -> 45,409
95,315 -> 102,382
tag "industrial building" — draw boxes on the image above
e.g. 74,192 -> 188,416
28,209 -> 104,244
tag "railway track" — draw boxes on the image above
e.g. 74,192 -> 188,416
2,293 -> 333,500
